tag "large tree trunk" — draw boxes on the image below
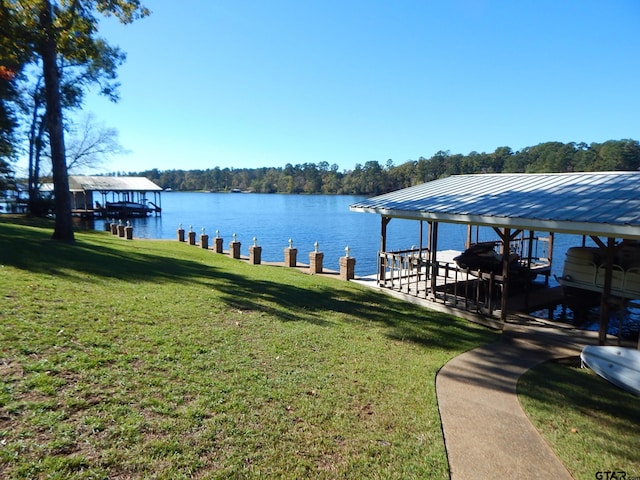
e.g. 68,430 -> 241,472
39,0 -> 74,242
27,95 -> 45,214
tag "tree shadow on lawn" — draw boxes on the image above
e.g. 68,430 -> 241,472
0,222 -> 218,283
210,267 -> 496,351
0,222 -> 497,352
519,357 -> 640,468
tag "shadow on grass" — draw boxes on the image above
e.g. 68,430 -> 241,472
0,219 -> 496,352
519,357 -> 640,467
212,268 -> 494,351
0,219 -> 217,283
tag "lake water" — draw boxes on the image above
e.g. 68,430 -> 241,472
86,191 -> 585,280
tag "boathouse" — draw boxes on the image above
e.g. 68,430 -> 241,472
69,175 -> 163,217
350,171 -> 640,344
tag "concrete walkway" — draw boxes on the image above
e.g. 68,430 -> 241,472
350,276 -> 605,479
436,322 -> 599,480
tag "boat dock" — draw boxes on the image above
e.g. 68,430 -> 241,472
69,176 -> 163,218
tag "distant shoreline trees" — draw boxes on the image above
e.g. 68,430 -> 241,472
118,139 -> 640,195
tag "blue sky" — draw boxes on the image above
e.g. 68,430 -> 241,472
70,0 -> 640,173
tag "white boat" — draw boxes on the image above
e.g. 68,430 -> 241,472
558,246 -> 640,299
580,345 -> 640,396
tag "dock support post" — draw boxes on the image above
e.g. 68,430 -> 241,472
117,221 -> 125,238
598,237 -> 616,345
309,242 -> 323,274
188,226 -> 196,246
177,224 -> 185,242
429,222 -> 439,300
379,217 -> 391,285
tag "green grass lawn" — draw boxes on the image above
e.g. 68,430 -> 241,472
0,217 -> 498,479
519,356 -> 640,480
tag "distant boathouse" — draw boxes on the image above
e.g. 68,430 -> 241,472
69,175 -> 163,218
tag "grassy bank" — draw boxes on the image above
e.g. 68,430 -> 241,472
519,357 -> 640,479
0,217 -> 497,479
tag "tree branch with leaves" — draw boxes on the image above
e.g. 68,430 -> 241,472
4,0 -> 149,242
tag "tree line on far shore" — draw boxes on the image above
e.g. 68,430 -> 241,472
127,139 -> 640,195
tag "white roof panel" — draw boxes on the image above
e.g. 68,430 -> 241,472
69,175 -> 162,192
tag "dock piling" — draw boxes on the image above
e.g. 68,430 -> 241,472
125,221 -> 133,240
309,241 -> 323,274
340,246 -> 356,280
230,233 -> 241,259
200,228 -> 209,249
284,238 -> 297,267
214,230 -> 223,253
249,237 -> 262,264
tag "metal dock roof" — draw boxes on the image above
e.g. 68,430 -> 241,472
69,176 -> 163,192
349,172 -> 640,240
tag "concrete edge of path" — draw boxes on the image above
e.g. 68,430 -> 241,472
435,324 -> 599,480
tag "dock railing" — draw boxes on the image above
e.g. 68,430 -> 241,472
378,248 -> 504,316
512,234 -> 552,280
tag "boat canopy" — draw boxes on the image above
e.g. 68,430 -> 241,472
68,176 -> 163,193
351,172 -> 640,338
350,171 -> 640,240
